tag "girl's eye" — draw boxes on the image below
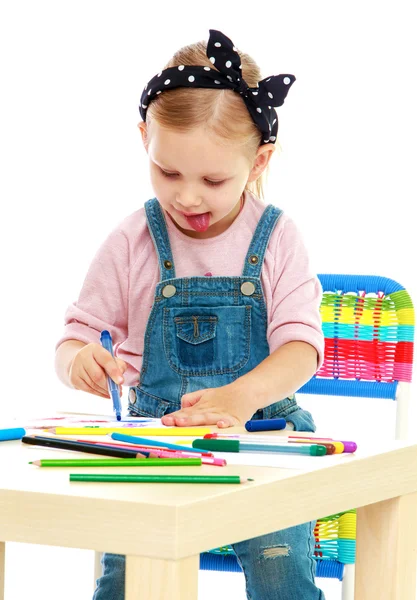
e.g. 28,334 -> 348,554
160,170 -> 224,186
160,171 -> 178,179
205,180 -> 224,186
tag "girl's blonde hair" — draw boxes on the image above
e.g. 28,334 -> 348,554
145,39 -> 281,201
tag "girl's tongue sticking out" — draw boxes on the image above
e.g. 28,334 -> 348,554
184,212 -> 211,232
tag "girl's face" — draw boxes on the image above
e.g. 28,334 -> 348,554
139,120 -> 273,239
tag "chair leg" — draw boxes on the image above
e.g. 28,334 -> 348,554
395,381 -> 411,440
341,564 -> 355,600
0,542 -> 5,600
94,551 -> 103,590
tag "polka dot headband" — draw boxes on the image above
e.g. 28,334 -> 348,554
139,29 -> 296,145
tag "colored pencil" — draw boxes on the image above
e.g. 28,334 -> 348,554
36,435 -> 171,452
50,427 -> 212,436
70,474 -> 251,483
33,435 -> 150,457
79,437 -> 213,457
75,440 -> 226,466
32,435 -> 151,457
30,458 -> 202,467
111,432 -> 208,454
49,433 -> 213,458
192,439 -> 327,456
22,436 -> 146,459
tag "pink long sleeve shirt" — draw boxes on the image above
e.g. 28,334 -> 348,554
56,191 -> 324,387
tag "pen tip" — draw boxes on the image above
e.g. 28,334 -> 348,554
117,415 -> 121,421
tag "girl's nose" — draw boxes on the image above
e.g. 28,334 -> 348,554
176,193 -> 202,211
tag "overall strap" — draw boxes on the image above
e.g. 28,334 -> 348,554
242,204 -> 283,278
145,198 -> 176,280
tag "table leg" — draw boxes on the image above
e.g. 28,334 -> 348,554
355,492 -> 417,600
126,554 -> 199,600
0,542 -> 5,600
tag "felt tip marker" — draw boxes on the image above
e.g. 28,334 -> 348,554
100,330 -> 123,421
203,434 -> 336,455
0,427 -> 26,442
192,439 -> 327,456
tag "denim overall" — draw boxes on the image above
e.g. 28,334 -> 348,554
93,198 -> 325,600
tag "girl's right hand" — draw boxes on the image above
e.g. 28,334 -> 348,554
69,343 -> 127,399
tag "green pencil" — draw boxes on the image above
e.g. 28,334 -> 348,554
30,458 -> 202,467
70,474 -> 251,483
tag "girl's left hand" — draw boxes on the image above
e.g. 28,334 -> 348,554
160,384 -> 255,428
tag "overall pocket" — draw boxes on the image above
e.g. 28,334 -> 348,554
163,305 -> 251,375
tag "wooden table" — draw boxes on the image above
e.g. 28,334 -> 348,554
0,428 -> 416,600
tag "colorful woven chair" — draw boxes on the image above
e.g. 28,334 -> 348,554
93,274 -> 414,598
199,274 -> 414,599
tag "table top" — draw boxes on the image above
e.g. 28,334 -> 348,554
1,427 -> 417,559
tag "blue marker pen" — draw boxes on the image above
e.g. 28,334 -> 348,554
0,428 -> 26,442
100,330 -> 122,421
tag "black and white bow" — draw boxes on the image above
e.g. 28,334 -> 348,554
139,29 -> 296,145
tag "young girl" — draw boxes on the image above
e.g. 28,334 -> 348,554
55,29 -> 325,600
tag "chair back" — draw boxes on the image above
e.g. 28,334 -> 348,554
299,274 -> 414,415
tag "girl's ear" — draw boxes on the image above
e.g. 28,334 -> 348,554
137,121 -> 149,151
247,143 -> 275,183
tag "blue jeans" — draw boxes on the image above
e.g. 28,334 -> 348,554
92,199 -> 325,599
231,522 -> 324,599
93,521 -> 324,600
92,409 -> 325,600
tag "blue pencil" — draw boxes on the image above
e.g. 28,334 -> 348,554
111,432 -> 210,454
100,330 -> 122,421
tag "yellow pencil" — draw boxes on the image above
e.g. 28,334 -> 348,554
49,427 -> 212,436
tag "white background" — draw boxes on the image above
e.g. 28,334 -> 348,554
0,1 -> 416,598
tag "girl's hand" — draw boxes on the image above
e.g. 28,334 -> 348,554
161,384 -> 255,428
69,343 -> 127,399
